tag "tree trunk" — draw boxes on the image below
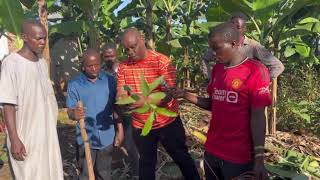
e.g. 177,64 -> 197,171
145,0 -> 154,49
184,48 -> 190,88
268,39 -> 280,135
38,0 -> 51,76
165,13 -> 172,42
88,26 -> 100,51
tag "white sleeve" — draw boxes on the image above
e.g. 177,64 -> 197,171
0,59 -> 18,105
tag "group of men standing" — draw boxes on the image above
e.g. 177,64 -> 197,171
0,11 -> 284,180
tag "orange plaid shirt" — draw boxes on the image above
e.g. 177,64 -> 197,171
117,50 -> 178,129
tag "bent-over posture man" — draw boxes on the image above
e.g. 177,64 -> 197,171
117,28 -> 200,180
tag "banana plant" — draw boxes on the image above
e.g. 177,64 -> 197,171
116,74 -> 177,136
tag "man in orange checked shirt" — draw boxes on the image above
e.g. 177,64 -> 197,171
117,27 -> 200,180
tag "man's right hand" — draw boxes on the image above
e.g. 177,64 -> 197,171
10,137 -> 27,161
73,106 -> 85,121
165,87 -> 186,99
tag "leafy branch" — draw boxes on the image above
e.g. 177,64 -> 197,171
116,73 -> 177,136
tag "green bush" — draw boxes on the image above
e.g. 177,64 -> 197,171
277,67 -> 320,135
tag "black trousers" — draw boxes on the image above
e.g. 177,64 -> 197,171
123,116 -> 139,176
204,151 -> 253,180
132,117 -> 200,180
77,145 -> 113,180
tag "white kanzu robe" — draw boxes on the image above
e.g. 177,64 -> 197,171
0,53 -> 63,180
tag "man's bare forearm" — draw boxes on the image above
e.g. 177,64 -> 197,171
251,107 -> 266,159
3,104 -> 19,141
184,92 -> 212,110
113,109 -> 124,133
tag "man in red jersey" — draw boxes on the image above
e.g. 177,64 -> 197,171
170,23 -> 271,180
117,27 -> 200,180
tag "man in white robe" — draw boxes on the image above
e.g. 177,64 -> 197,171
0,20 -> 63,180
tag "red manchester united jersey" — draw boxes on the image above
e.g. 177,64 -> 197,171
206,58 -> 272,164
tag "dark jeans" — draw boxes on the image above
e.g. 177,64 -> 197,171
77,145 -> 113,180
132,117 -> 200,180
204,151 -> 253,180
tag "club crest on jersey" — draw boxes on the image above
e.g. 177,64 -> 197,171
231,78 -> 242,90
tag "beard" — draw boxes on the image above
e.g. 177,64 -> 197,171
105,60 -> 114,69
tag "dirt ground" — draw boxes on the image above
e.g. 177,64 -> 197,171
0,123 -> 188,180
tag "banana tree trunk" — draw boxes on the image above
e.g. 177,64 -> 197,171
184,48 -> 190,88
165,14 -> 172,42
38,0 -> 51,76
88,26 -> 100,51
145,0 -> 154,49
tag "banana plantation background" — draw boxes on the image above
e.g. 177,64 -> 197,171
0,0 -> 320,178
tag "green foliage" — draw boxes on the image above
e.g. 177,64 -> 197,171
115,96 -> 137,105
267,149 -> 320,179
141,111 -> 156,136
116,74 -> 177,136
0,0 -> 25,35
277,68 -> 320,135
140,73 -> 150,97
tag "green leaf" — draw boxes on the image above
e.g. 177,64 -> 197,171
148,92 -> 166,104
266,164 -> 304,179
156,107 -> 177,117
149,76 -> 165,92
131,104 -> 150,114
168,39 -> 182,48
123,85 -> 132,92
120,17 -> 129,29
295,44 -> 310,58
206,6 -> 230,22
298,17 -> 320,24
149,103 -> 158,110
101,0 -> 121,15
73,0 -> 93,12
0,0 -> 25,35
298,100 -> 309,106
141,111 -> 156,136
140,73 -> 150,96
131,94 -> 140,101
284,46 -> 296,58
299,113 -> 311,123
116,96 -> 136,105
312,22 -> 320,33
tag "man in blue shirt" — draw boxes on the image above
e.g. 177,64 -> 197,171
66,49 -> 124,180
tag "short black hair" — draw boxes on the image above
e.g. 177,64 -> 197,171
230,12 -> 248,22
208,23 -> 240,43
102,43 -> 116,51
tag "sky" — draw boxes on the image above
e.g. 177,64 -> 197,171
114,0 -> 132,15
